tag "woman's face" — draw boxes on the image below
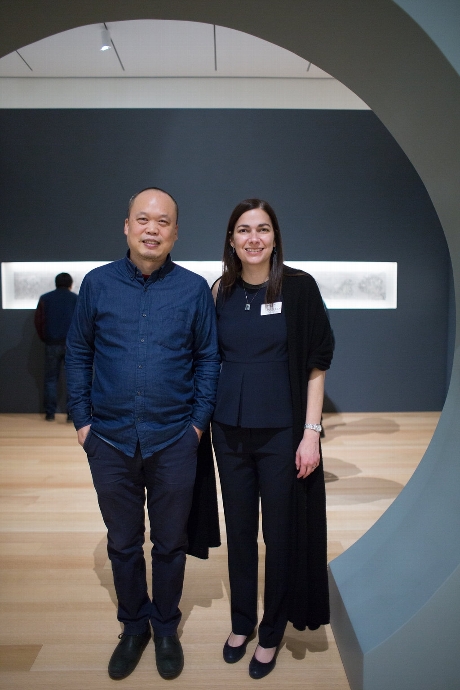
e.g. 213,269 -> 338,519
230,208 -> 275,272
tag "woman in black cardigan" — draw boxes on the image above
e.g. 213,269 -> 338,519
211,199 -> 334,679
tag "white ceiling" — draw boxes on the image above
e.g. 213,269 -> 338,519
0,20 -> 333,79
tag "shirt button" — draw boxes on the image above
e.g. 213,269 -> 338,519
138,365 -> 142,369
142,313 -> 147,317
140,338 -> 145,342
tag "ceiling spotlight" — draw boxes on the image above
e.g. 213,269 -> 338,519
100,27 -> 112,51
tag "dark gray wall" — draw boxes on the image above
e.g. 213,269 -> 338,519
0,108 -> 452,413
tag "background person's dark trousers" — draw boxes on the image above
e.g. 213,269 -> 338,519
85,425 -> 199,635
44,343 -> 67,416
212,423 -> 294,649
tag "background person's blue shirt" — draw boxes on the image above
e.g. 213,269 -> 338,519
34,287 -> 78,344
66,253 -> 220,458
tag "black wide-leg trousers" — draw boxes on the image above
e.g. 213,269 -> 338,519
212,422 -> 294,648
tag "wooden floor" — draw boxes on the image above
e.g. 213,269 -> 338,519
0,411 -> 439,689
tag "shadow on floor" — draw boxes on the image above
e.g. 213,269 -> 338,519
323,415 -> 400,440
284,624 -> 329,658
93,533 -> 227,633
326,476 -> 403,505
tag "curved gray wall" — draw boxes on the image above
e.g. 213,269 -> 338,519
1,2 -> 459,689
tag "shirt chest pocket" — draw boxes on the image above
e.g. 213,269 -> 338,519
156,308 -> 193,351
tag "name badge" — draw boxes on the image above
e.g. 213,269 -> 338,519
261,302 -> 282,315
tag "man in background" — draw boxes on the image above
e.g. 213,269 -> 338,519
34,272 -> 77,421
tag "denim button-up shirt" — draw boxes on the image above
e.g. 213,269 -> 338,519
66,253 -> 220,458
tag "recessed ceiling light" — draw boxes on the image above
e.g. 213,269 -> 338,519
100,27 -> 112,51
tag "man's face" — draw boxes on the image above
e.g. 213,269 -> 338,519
124,190 -> 178,272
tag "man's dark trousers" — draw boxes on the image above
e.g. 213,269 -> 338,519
44,343 -> 67,416
84,425 -> 200,635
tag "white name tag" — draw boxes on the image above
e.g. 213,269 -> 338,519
261,302 -> 282,315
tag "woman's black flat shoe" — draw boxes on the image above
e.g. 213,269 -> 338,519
248,646 -> 279,679
223,631 -> 255,664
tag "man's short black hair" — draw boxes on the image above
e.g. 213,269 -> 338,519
127,187 -> 179,223
55,272 -> 72,288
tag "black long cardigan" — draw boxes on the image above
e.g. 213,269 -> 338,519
186,266 -> 334,632
186,426 -> 221,559
282,266 -> 334,630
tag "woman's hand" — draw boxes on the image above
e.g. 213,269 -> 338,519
297,368 -> 325,478
295,429 -> 320,478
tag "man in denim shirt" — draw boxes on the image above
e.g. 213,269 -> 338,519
66,188 -> 220,681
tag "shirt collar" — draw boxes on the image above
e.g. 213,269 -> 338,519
124,251 -> 175,282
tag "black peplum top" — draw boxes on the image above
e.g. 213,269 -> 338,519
213,281 -> 293,428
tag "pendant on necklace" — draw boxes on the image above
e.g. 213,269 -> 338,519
245,304 -> 250,311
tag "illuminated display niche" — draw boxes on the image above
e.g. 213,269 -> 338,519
1,260 -> 397,310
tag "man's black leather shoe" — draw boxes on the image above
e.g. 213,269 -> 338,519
223,630 -> 255,663
154,633 -> 184,679
108,629 -> 151,680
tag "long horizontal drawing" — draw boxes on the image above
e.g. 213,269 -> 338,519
286,261 -> 397,309
1,260 -> 397,309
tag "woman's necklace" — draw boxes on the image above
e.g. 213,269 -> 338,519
241,278 -> 268,311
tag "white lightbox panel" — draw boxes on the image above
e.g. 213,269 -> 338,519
1,260 -> 397,309
1,261 -> 110,309
286,261 -> 397,309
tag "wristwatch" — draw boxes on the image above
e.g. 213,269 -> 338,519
304,423 -> 322,433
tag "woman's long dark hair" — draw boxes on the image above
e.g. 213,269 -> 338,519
221,198 -> 284,304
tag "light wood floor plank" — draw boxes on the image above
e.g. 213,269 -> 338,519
0,412 -> 439,688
